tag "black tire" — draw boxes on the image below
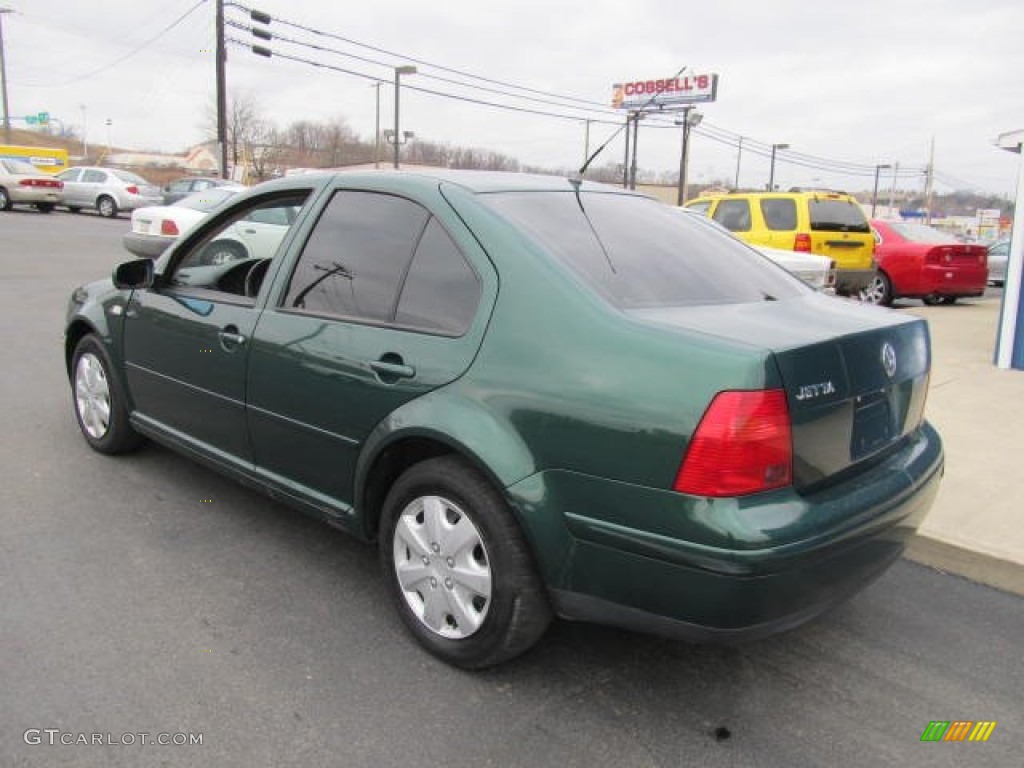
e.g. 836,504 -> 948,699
860,272 -> 893,306
941,296 -> 958,305
96,195 -> 118,218
68,206 -> 82,214
922,294 -> 943,306
199,240 -> 247,266
35,202 -> 55,213
379,456 -> 552,669
0,186 -> 11,211
71,334 -> 145,455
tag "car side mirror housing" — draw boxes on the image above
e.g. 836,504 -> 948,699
113,259 -> 155,290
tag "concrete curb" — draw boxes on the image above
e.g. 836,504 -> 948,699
905,534 -> 1024,597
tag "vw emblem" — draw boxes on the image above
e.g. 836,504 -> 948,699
881,342 -> 897,379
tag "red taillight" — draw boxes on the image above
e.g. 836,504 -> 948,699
794,233 -> 812,252
673,389 -> 793,497
19,178 -> 60,188
160,219 -> 179,236
126,185 -> 139,195
925,247 -> 948,265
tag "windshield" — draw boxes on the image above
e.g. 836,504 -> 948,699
483,191 -> 806,308
809,199 -> 870,232
177,186 -> 241,212
886,221 -> 958,243
2,159 -> 41,175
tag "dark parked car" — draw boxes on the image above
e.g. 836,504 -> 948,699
864,220 -> 988,305
65,171 -> 944,668
161,175 -> 234,205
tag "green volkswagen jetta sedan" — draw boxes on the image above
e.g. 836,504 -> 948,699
65,170 -> 944,668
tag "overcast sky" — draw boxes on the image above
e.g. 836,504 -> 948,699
5,0 -> 1023,197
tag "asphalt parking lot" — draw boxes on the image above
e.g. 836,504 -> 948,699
1,209 -> 1021,767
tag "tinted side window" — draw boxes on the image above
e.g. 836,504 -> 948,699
284,191 -> 429,323
712,199 -> 752,232
396,219 -> 480,335
760,199 -> 797,230
82,170 -> 106,183
57,169 -> 80,182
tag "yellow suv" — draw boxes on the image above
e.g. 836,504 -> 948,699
685,190 -> 876,295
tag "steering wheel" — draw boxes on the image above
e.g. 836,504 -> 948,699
244,259 -> 272,298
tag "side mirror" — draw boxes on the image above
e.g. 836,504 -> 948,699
113,259 -> 155,290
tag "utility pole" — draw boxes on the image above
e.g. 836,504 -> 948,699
734,136 -> 743,189
372,82 -> 381,169
924,137 -> 935,225
215,0 -> 228,179
0,7 -> 13,144
888,161 -> 899,213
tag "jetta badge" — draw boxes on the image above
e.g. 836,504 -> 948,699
881,342 -> 897,378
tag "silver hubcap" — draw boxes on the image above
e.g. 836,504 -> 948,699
75,353 -> 111,439
99,199 -> 113,216
861,276 -> 886,304
392,495 -> 492,639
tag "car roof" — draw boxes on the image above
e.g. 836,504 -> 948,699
263,168 -> 646,196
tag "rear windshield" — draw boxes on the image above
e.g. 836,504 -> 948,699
809,199 -> 870,233
482,191 -> 806,308
112,169 -> 149,185
178,187 -> 239,211
2,159 -> 40,175
885,221 -> 957,243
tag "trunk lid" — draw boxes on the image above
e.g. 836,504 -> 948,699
631,295 -> 931,491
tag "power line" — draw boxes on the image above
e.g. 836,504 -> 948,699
13,0 -> 207,87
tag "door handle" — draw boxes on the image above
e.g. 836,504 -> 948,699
218,326 -> 247,351
370,355 -> 415,382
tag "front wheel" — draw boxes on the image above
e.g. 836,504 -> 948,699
71,335 -> 145,454
380,456 -> 551,669
860,272 -> 893,306
96,195 -> 118,218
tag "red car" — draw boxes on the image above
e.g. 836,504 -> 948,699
864,220 -> 988,306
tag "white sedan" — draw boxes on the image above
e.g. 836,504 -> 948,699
123,185 -> 245,258
0,159 -> 64,213
754,245 -> 837,294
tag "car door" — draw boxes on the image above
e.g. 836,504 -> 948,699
246,188 -> 490,510
56,168 -> 84,206
76,168 -> 110,210
122,190 -> 312,463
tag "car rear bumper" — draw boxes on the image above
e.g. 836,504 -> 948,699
835,267 -> 876,294
10,188 -> 61,205
910,265 -> 988,296
508,421 -> 943,642
122,232 -> 174,259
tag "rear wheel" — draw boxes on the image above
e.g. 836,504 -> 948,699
379,456 -> 551,669
940,296 -> 958,305
860,272 -> 893,306
922,294 -> 943,306
71,335 -> 144,455
0,187 -> 11,211
96,195 -> 118,218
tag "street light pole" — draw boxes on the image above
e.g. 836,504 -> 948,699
393,65 -> 416,169
0,7 -> 14,144
768,142 -> 789,191
871,163 -> 892,217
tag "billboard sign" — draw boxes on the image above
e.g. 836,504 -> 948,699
612,73 -> 718,110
